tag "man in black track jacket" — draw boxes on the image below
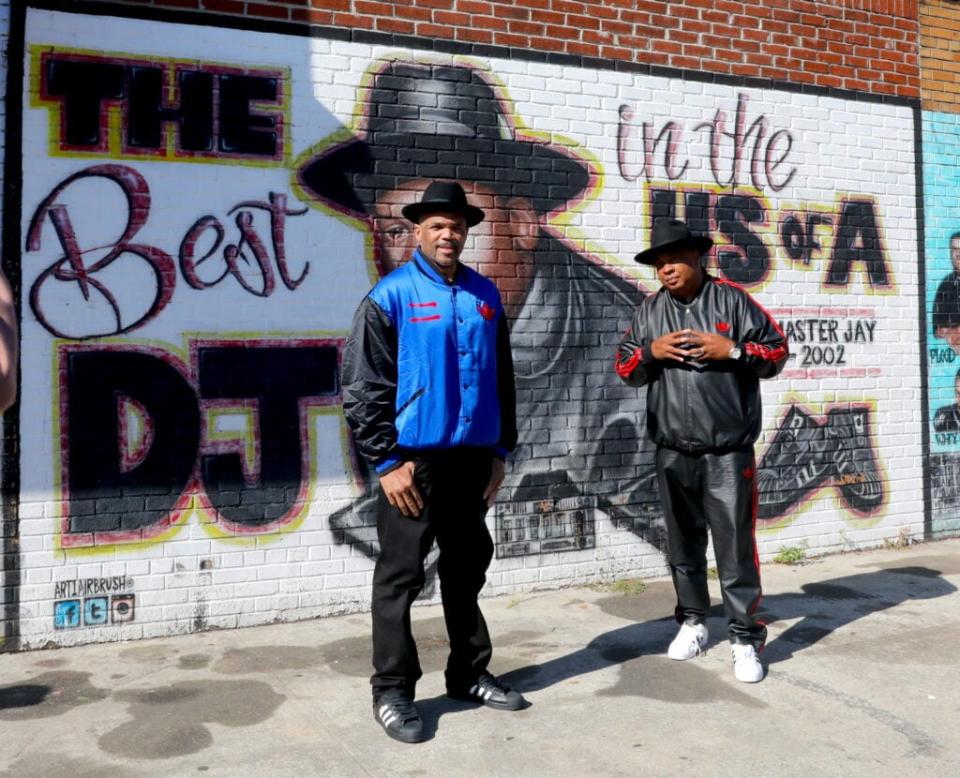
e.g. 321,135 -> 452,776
615,219 -> 788,683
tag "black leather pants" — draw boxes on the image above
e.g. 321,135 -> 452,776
656,446 -> 766,647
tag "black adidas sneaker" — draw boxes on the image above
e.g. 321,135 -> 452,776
373,690 -> 425,743
447,674 -> 526,711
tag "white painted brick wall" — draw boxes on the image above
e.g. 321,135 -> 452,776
2,6 -> 934,649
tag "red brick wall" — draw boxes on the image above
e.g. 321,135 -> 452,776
920,0 -> 960,112
87,0 -> 920,99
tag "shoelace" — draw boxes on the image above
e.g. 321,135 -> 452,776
381,696 -> 419,723
476,676 -> 508,698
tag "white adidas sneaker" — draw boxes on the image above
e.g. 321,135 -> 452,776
731,643 -> 764,683
667,622 -> 708,661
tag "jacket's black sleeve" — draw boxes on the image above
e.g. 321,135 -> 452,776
734,289 -> 789,379
495,314 -> 518,458
341,296 -> 402,473
615,303 -> 661,387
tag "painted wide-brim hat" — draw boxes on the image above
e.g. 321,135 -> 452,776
633,219 -> 714,265
297,61 -> 591,217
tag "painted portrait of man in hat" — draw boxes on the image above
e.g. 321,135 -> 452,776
296,58 -> 661,561
932,232 -> 960,355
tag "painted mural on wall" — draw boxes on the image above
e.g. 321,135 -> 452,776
297,60 -> 660,562
13,8 -> 922,644
924,111 -> 960,538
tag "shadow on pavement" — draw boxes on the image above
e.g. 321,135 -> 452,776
759,565 -> 955,664
492,566 -> 956,693
412,694 -> 532,740
0,684 -> 50,710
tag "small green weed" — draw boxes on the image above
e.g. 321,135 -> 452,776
588,578 -> 647,596
773,541 -> 808,565
882,528 -> 913,550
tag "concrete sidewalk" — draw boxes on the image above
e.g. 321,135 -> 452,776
2,540 -> 959,777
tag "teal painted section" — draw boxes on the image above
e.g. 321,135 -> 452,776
924,110 -> 960,537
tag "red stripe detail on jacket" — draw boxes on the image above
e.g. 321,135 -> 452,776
407,301 -> 438,308
615,347 -> 644,378
409,314 -> 441,323
745,342 -> 788,362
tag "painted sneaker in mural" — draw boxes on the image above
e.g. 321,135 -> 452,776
731,643 -> 764,683
373,690 -> 425,744
447,674 -> 526,711
755,406 -> 832,520
825,407 -> 884,514
667,622 -> 708,660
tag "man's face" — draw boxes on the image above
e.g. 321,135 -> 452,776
371,179 -> 540,317
654,248 -> 703,299
415,212 -> 468,268
951,237 -> 960,274
936,325 -> 960,356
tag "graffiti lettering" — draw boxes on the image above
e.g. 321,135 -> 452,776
66,349 -> 202,533
179,193 -> 309,296
54,576 -> 133,598
782,318 -> 876,344
715,193 -> 770,283
651,186 -> 892,289
39,50 -> 286,160
61,342 -> 340,545
843,319 -> 877,342
617,107 -> 689,182
825,200 -> 890,287
799,345 -> 846,366
785,319 -> 840,343
781,212 -> 833,265
197,346 -> 332,525
930,348 -> 957,364
26,164 -> 177,340
27,165 -> 309,338
619,93 -> 796,192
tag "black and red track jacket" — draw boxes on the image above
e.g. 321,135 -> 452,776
615,275 -> 788,454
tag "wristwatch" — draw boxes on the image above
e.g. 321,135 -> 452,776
728,344 -> 742,361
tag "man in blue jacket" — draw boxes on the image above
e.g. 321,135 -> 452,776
341,181 -> 524,743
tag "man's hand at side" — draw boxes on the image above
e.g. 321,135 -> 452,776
483,457 -> 506,507
379,461 -> 424,517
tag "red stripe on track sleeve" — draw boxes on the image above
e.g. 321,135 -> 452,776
615,347 -> 644,378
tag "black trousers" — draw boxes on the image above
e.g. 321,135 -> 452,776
656,446 -> 766,647
370,448 -> 495,701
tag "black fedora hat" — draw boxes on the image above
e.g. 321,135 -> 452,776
297,61 -> 590,218
633,219 -> 713,265
401,181 -> 485,227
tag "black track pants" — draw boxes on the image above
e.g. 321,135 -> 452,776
370,449 -> 495,701
656,446 -> 766,647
